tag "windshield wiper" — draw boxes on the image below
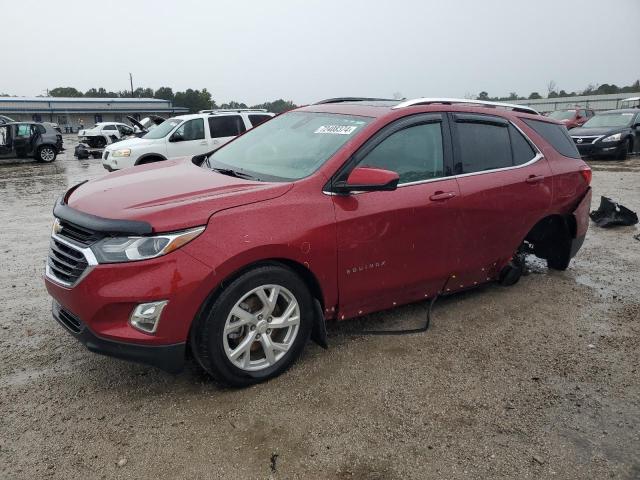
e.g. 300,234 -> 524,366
211,167 -> 259,181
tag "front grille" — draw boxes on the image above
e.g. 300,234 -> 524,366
47,237 -> 89,285
56,306 -> 83,334
572,136 -> 600,145
58,220 -> 100,246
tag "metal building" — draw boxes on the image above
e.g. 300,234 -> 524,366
0,97 -> 189,132
508,92 -> 640,113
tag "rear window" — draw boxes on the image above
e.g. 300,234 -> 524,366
208,115 -> 246,138
248,114 -> 272,127
523,119 -> 581,159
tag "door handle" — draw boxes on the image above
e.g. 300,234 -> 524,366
429,191 -> 457,201
525,175 -> 544,184
200,141 -> 208,145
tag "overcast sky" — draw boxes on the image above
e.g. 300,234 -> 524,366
2,0 -> 639,104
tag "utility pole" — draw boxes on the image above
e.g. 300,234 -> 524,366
129,73 -> 134,97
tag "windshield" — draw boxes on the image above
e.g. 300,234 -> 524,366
142,117 -> 182,139
548,110 -> 575,120
208,111 -> 372,181
583,113 -> 635,128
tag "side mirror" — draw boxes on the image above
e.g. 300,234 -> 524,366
169,131 -> 184,142
334,167 -> 399,194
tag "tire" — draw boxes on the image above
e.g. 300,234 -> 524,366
615,139 -> 631,160
192,265 -> 313,387
37,145 -> 57,163
546,234 -> 571,270
94,137 -> 107,149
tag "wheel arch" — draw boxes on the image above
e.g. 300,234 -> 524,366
135,153 -> 167,165
523,213 -> 575,261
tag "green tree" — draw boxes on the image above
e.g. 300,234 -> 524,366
85,87 -> 119,97
49,87 -> 83,97
154,87 -> 174,102
528,92 -> 542,99
476,91 -> 490,100
173,88 -> 213,113
219,101 -> 248,109
251,99 -> 298,114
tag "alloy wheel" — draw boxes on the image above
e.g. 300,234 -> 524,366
223,284 -> 300,372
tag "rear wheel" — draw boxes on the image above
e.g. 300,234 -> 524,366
37,145 -> 56,163
94,136 -> 107,149
192,265 -> 313,387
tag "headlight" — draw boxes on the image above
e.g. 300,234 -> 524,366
90,226 -> 204,263
601,133 -> 622,143
112,148 -> 131,157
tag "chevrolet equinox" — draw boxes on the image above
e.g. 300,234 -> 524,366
45,98 -> 592,386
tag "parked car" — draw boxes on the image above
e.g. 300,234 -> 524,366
44,122 -> 63,134
101,109 -> 275,171
126,115 -> 166,137
546,108 -> 595,129
0,115 -> 15,125
78,122 -> 135,148
45,98 -> 592,386
570,109 -> 640,159
0,122 -> 61,162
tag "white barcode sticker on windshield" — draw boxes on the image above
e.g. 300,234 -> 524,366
314,125 -> 358,135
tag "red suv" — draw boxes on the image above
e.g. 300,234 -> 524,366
45,98 -> 592,386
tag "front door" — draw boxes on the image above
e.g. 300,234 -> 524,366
13,123 -> 34,156
332,114 -> 460,319
166,117 -> 207,159
0,125 -> 12,157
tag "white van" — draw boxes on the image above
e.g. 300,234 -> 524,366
102,110 -> 274,171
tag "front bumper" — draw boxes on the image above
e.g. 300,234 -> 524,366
45,246 -> 214,371
575,140 -> 623,157
52,300 -> 185,373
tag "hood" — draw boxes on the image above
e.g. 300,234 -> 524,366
67,158 -> 293,232
569,126 -> 626,137
104,136 -> 155,150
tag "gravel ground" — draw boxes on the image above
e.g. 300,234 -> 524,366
0,136 -> 639,480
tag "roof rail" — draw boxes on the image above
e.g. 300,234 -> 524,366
198,108 -> 268,114
314,97 -> 400,105
392,98 -> 540,115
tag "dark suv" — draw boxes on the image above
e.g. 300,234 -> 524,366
570,109 -> 640,159
0,122 -> 62,162
45,98 -> 592,386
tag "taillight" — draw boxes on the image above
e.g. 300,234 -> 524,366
579,166 -> 592,185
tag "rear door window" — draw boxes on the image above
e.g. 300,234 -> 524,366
523,118 -> 581,159
208,115 -> 246,138
16,124 -> 31,136
454,115 -> 512,173
357,122 -> 444,184
248,114 -> 272,127
509,125 -> 536,165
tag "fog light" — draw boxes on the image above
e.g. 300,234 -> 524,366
129,301 -> 168,334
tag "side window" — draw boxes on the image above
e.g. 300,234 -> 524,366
174,118 -> 205,141
248,114 -> 272,127
36,124 -> 46,134
455,117 -> 512,173
523,118 -> 581,159
208,115 -> 246,138
358,122 -> 444,184
16,124 -> 31,136
509,125 -> 536,165
103,125 -> 117,131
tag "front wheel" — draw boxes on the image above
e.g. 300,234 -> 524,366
192,265 -> 313,387
616,138 -> 632,160
37,145 -> 57,163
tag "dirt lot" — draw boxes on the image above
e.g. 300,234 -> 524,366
0,136 -> 638,480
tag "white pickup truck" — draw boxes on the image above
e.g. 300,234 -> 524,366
101,109 -> 274,171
